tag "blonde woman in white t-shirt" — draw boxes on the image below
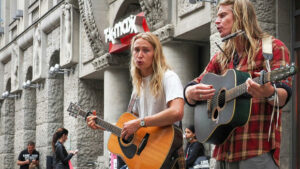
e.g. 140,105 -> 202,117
124,32 -> 184,139
87,32 -> 185,169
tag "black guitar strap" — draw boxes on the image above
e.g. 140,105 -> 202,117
233,51 -> 240,69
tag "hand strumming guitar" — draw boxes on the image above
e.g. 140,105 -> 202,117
121,118 -> 141,140
185,83 -> 215,105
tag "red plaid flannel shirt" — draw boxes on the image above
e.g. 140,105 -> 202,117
194,37 -> 291,166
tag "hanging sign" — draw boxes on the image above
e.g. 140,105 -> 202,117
104,12 -> 149,53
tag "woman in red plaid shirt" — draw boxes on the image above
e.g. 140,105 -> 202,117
184,0 -> 292,169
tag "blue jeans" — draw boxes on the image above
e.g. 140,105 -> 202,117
214,152 -> 278,169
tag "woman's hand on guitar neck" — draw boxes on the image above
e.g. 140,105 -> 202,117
246,72 -> 276,99
246,76 -> 288,107
246,78 -> 274,98
86,116 -> 105,130
185,83 -> 215,104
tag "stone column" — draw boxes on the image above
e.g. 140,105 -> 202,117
0,99 -> 15,169
163,42 -> 209,130
23,89 -> 37,145
35,76 -> 64,169
13,89 -> 37,169
74,78 -> 104,169
103,68 -> 131,166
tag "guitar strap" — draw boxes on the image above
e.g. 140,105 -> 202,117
127,93 -> 138,116
233,51 -> 240,69
262,36 -> 279,141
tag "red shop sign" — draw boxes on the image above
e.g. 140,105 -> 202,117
104,12 -> 150,53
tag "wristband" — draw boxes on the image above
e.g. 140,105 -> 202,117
267,88 -> 277,101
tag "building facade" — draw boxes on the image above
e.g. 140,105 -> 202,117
0,0 -> 298,169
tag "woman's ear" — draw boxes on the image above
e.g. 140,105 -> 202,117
192,133 -> 196,138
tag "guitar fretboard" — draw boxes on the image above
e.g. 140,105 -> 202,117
77,109 -> 122,137
226,72 -> 268,102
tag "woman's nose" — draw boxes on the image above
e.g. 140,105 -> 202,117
137,51 -> 143,58
215,17 -> 221,25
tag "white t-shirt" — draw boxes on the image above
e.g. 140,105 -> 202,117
131,70 -> 183,119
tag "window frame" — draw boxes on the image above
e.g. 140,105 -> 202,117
291,0 -> 300,168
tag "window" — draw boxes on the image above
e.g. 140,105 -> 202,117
0,0 -> 2,20
296,0 -> 300,10
28,0 -> 39,25
292,0 -> 300,168
296,15 -> 300,42
11,26 -> 17,39
31,7 -> 39,23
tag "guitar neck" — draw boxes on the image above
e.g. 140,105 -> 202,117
94,117 -> 122,137
77,109 -> 122,137
226,72 -> 268,101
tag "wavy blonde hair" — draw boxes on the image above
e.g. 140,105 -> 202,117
130,32 -> 170,97
217,0 -> 266,70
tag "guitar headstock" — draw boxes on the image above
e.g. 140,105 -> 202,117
67,102 -> 84,119
269,63 -> 297,82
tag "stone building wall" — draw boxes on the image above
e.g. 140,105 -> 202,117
0,99 -> 15,169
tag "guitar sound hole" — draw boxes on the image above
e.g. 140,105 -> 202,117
213,110 -> 219,120
218,90 -> 226,109
122,135 -> 134,144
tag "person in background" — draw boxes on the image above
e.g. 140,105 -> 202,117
52,128 -> 77,169
17,141 -> 40,169
185,125 -> 205,169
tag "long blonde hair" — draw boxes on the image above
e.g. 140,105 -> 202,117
130,32 -> 170,97
217,0 -> 266,70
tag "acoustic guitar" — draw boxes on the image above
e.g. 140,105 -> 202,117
67,103 -> 183,169
194,64 -> 297,145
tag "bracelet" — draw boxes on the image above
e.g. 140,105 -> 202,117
267,88 -> 277,101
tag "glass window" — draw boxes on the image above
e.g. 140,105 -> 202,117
296,49 -> 300,105
296,0 -> 300,10
31,7 -> 39,23
295,49 -> 300,118
296,15 -> 300,42
0,0 -> 2,19
11,26 -> 17,39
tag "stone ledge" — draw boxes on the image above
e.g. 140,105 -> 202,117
91,53 -> 129,71
153,24 -> 175,43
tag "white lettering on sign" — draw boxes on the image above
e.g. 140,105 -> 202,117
104,15 -> 144,44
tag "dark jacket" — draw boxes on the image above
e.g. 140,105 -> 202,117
54,141 -> 73,169
185,141 -> 205,169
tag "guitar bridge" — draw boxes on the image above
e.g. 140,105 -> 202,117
137,133 -> 150,155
